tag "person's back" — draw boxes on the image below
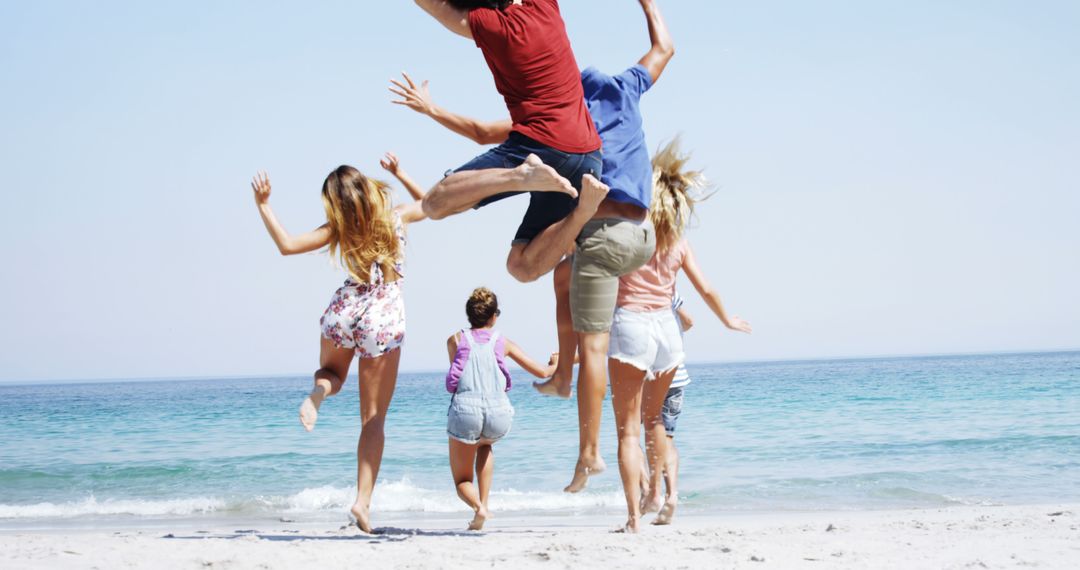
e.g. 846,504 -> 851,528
468,0 -> 600,153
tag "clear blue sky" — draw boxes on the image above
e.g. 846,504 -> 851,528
1,1 -> 1078,382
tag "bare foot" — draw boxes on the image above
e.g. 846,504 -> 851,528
349,502 -> 372,534
612,517 -> 640,534
467,505 -> 489,531
563,457 -> 607,493
533,377 -> 572,399
577,174 -> 609,215
640,493 -> 663,515
298,386 -> 326,432
652,496 -> 678,526
518,154 -> 576,197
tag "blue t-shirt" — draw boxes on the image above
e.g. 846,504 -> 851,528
580,64 -> 654,210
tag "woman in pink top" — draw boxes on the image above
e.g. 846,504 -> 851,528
607,138 -> 752,533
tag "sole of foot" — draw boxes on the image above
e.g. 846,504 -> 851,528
520,154 -> 576,197
563,459 -> 607,493
299,396 -> 319,432
532,379 -> 572,399
652,499 -> 677,526
641,495 -> 663,515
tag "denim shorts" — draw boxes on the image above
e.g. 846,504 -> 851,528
609,307 -> 686,378
451,132 -> 602,244
447,400 -> 515,445
661,386 -> 685,437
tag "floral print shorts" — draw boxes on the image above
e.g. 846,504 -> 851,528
320,279 -> 405,359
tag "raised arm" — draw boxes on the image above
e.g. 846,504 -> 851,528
379,152 -> 429,225
251,172 -> 332,256
637,0 -> 675,84
415,0 -> 473,39
391,73 -> 512,146
680,244 -> 752,334
505,339 -> 557,379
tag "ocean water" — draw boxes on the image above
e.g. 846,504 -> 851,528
1,352 -> 1078,528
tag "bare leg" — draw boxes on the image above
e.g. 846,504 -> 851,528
422,155 -> 575,220
534,258 -> 575,398
300,337 -> 353,432
476,443 -> 495,525
654,437 -> 679,525
609,358 -> 647,533
564,331 -> 610,493
506,174 -> 609,283
641,369 -> 676,520
349,348 -> 401,533
449,439 -> 489,531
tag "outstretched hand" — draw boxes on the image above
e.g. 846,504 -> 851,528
726,316 -> 752,334
389,73 -> 433,115
251,171 -> 271,205
379,152 -> 401,175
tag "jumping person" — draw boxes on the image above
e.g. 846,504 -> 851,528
607,139 -> 751,532
251,153 -> 427,533
397,0 -> 676,493
444,288 -> 557,530
412,0 -> 609,284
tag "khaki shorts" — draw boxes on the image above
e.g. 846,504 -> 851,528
570,218 -> 656,333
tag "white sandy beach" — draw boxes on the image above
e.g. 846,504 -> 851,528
2,504 -> 1077,569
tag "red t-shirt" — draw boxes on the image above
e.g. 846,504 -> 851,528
468,0 -> 601,154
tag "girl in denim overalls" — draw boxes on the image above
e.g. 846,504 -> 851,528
444,287 -> 556,530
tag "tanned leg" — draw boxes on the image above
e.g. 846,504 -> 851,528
564,331 -> 610,493
534,258 -> 575,398
641,369 -> 676,521
654,437 -> 680,525
506,174 -> 609,283
422,155 -> 575,220
449,439 -> 489,531
608,358 -> 647,533
299,336 -> 353,432
349,348 -> 401,533
475,442 -> 495,529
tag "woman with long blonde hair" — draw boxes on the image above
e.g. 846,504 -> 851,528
250,152 -> 426,533
607,138 -> 751,532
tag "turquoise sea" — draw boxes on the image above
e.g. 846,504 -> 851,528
1,352 -> 1078,529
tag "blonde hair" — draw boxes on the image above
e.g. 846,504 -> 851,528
321,165 -> 401,284
650,136 -> 710,252
465,287 -> 499,328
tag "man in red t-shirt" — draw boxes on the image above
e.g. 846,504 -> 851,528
415,0 -> 609,283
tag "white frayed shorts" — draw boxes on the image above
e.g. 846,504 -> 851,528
608,307 -> 685,379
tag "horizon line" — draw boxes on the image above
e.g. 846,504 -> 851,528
1,346 -> 1078,387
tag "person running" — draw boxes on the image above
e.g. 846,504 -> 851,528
444,288 -> 557,530
398,0 -> 675,493
250,153 -> 427,533
413,0 -> 609,284
607,139 -> 751,533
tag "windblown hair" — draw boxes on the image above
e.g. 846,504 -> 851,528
321,165 -> 401,284
447,0 -> 513,10
465,287 -> 499,329
650,136 -> 711,252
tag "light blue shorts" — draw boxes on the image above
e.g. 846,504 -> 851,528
447,402 -> 514,445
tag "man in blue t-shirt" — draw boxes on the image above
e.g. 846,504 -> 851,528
391,0 -> 675,494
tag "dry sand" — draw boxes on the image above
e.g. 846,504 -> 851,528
2,504 -> 1078,569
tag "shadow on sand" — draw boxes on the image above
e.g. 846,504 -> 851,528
162,526 -> 486,543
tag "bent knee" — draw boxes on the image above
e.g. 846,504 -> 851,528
506,254 -> 543,283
